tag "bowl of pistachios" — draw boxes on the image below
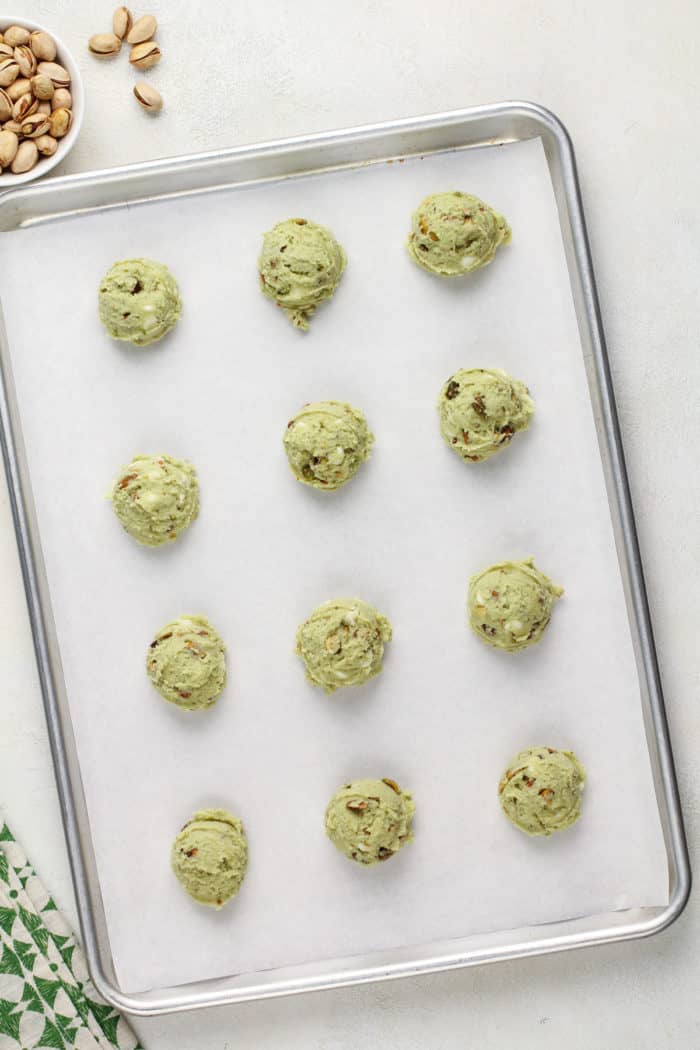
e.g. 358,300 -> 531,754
0,15 -> 84,186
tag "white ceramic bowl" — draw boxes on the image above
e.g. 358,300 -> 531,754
0,14 -> 84,187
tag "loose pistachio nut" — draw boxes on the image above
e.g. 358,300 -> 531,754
29,32 -> 57,62
36,100 -> 51,115
3,26 -> 30,48
129,41 -> 160,70
0,87 -> 11,122
113,6 -> 133,39
2,120 -> 22,135
12,93 -> 37,120
14,44 -> 36,77
10,139 -> 38,173
126,14 -> 157,44
133,81 -> 162,112
0,58 -> 19,87
0,43 -> 13,59
0,128 -> 19,168
88,32 -> 122,56
48,107 -> 71,138
7,77 -> 31,101
20,112 -> 50,138
51,87 -> 71,110
34,133 -> 58,156
37,62 -> 70,87
31,73 -> 54,100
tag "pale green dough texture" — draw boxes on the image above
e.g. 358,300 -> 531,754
98,258 -> 182,345
171,808 -> 248,907
110,453 -> 199,547
468,558 -> 563,652
499,747 -> 586,836
438,368 -> 534,463
283,401 -> 374,489
407,191 -> 511,277
259,218 -> 346,330
296,598 -> 392,694
325,778 -> 415,865
147,615 -> 226,710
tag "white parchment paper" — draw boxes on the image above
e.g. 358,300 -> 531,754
0,138 -> 668,994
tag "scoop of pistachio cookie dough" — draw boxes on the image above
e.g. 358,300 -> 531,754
147,615 -> 226,710
98,258 -> 182,345
296,598 -> 392,694
468,558 -> 563,652
438,368 -> 534,463
258,218 -> 346,330
499,746 -> 586,836
407,191 -> 511,277
325,778 -> 415,865
283,400 -> 374,489
110,453 -> 199,547
171,809 -> 248,907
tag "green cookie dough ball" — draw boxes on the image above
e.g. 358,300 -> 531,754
325,778 -> 415,865
499,746 -> 586,836
438,368 -> 534,463
147,615 -> 226,710
296,598 -> 392,694
468,558 -> 563,652
110,453 -> 199,547
171,808 -> 248,907
407,191 -> 511,277
258,217 -> 346,330
283,400 -> 374,490
98,258 -> 182,346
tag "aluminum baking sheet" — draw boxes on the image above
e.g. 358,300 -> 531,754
0,104 -> 689,1014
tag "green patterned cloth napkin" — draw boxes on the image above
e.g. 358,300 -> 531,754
0,821 -> 142,1050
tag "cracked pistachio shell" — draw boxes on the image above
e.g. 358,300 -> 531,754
20,112 -> 50,138
129,40 -> 160,70
11,139 -> 38,173
113,6 -> 133,39
0,87 -> 12,122
12,92 -> 37,120
31,73 -> 54,100
88,32 -> 122,56
37,62 -> 70,87
29,32 -> 57,62
126,14 -> 157,44
133,81 -> 162,112
3,26 -> 30,48
0,129 -> 19,168
14,44 -> 37,77
48,107 -> 72,138
0,58 -> 20,87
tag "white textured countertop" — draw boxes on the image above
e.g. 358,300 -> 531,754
1,1 -> 697,1046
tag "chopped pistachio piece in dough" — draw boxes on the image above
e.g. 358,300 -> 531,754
296,598 -> 392,693
258,217 -> 346,330
171,808 -> 248,907
438,367 -> 534,463
283,400 -> 374,489
407,191 -> 511,277
146,615 -> 226,710
325,777 -> 415,864
468,558 -> 563,652
499,746 -> 586,836
98,258 -> 182,345
110,453 -> 199,547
